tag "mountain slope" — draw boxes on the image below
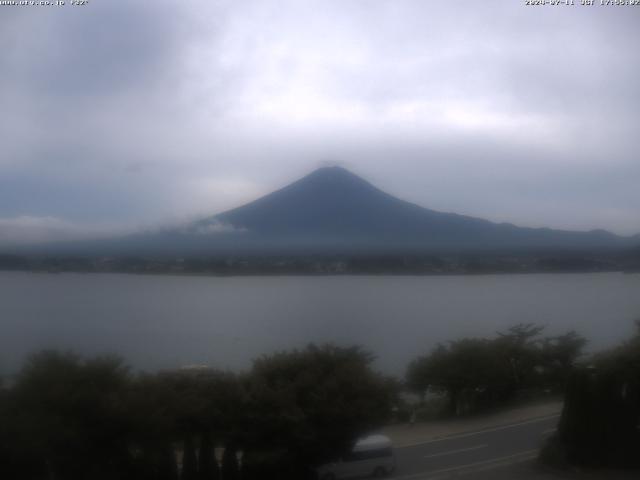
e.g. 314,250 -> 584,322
18,166 -> 634,256
189,166 -> 628,252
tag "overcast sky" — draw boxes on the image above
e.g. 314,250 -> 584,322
1,0 -> 639,245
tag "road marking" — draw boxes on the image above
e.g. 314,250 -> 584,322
426,449 -> 539,479
423,444 -> 487,459
393,449 -> 538,480
396,413 -> 560,449
542,428 -> 557,435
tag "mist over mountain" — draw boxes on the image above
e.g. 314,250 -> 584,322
190,167 -> 631,251
118,167 -> 636,255
10,166 -> 637,257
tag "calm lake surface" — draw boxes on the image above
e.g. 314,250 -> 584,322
1,271 -> 639,376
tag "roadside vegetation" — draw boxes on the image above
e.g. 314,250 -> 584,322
407,322 -> 640,471
2,323 -> 639,479
0,345 -> 394,480
406,324 -> 585,417
541,322 -> 640,469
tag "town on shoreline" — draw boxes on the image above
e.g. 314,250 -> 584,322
2,250 -> 640,276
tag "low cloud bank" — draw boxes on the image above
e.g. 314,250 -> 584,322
0,216 -> 132,247
192,221 -> 247,235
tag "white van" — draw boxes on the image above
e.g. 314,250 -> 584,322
317,434 -> 396,479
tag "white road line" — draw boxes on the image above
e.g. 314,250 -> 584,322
423,444 -> 488,459
393,449 -> 538,480
425,449 -> 539,479
542,428 -> 557,435
396,413 -> 560,449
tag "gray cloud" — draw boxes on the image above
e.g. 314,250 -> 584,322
1,0 -> 639,246
0,215 -> 132,245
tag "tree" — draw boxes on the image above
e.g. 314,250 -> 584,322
9,351 -> 134,480
407,338 -> 512,415
551,322 -> 640,467
539,331 -> 587,391
221,445 -> 240,480
127,368 -> 242,480
243,344 -> 394,479
182,436 -> 198,480
407,324 -> 585,416
1,374 -> 48,479
126,373 -> 181,480
3,345 -> 394,479
198,432 -> 218,480
496,323 -> 545,390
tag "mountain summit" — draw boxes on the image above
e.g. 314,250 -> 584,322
184,166 -> 627,253
210,166 -> 424,237
28,166 -> 632,256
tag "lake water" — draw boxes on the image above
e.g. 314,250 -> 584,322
1,271 -> 639,376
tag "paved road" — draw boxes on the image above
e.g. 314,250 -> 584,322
391,414 -> 559,479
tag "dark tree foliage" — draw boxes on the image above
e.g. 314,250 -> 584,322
182,436 -> 198,480
0,344 -> 394,480
549,322 -> 640,468
1,375 -> 49,480
154,443 -> 179,480
221,445 -> 240,480
407,339 -> 513,415
5,351 -> 134,480
407,324 -> 586,416
197,432 -> 218,480
539,331 -> 587,390
125,367 -> 244,480
242,344 -> 395,479
496,323 -> 545,389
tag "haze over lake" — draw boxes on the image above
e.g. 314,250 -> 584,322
2,271 -> 639,376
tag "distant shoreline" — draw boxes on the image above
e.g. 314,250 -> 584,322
1,250 -> 639,277
1,267 -> 638,278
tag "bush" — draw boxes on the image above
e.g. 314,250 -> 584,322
2,344 -> 395,480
